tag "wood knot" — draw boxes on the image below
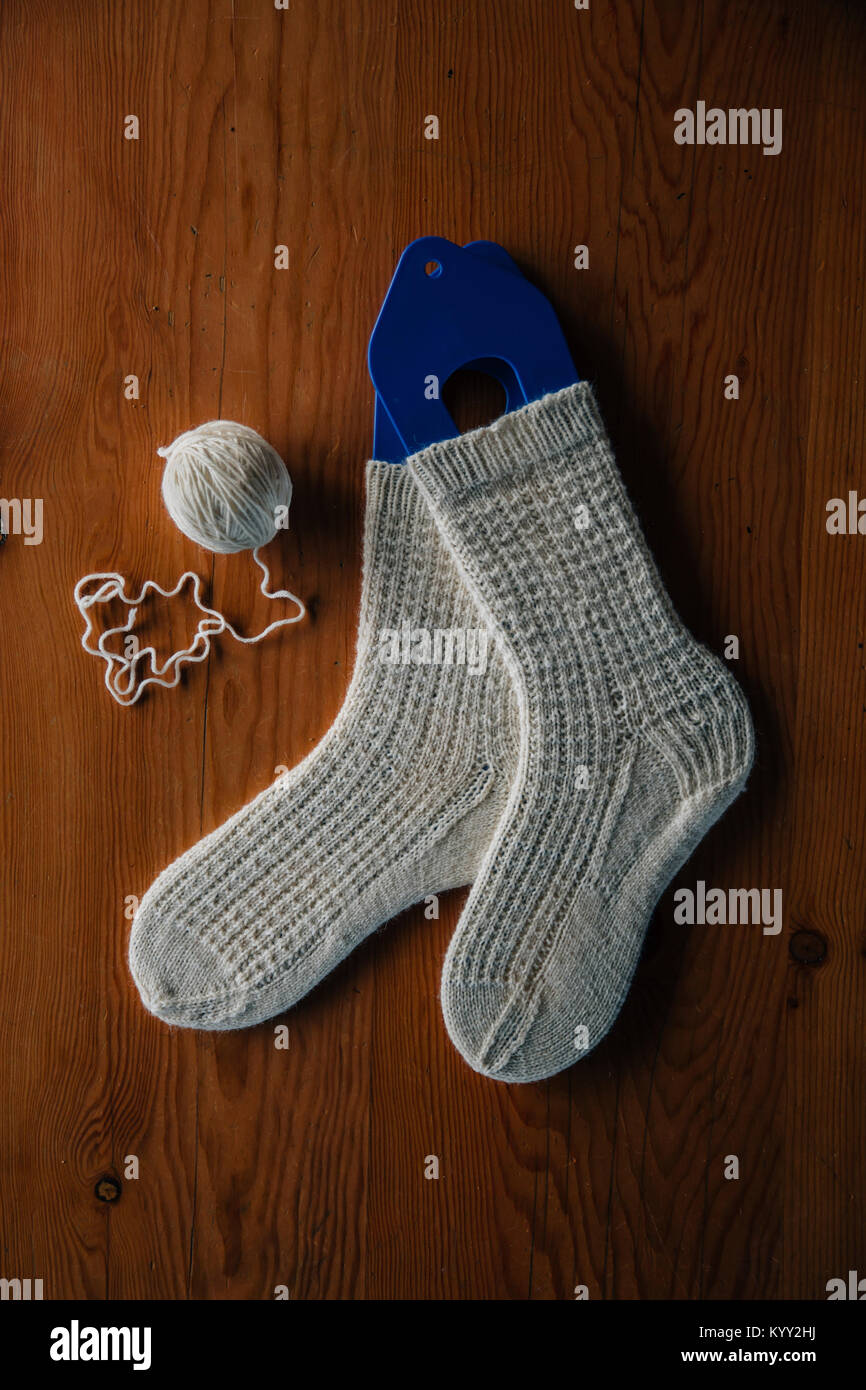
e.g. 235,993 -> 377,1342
788,929 -> 827,966
94,1175 -> 121,1203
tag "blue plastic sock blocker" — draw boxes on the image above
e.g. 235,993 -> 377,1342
368,236 -> 579,463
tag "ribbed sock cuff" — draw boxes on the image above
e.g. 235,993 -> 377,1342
407,381 -> 607,504
365,456 -> 430,528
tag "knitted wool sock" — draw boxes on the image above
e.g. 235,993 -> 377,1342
409,382 -> 754,1083
129,461 -> 519,1029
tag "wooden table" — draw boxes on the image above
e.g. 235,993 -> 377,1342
0,0 -> 863,1299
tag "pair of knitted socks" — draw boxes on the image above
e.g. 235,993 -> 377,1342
129,383 -> 753,1082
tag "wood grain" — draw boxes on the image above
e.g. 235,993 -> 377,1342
0,0 -> 863,1300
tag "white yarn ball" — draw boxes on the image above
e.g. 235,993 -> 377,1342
158,420 -> 292,554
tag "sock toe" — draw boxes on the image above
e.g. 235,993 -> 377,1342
441,889 -> 639,1083
441,974 -> 550,1081
443,972 -> 621,1084
129,885 -> 238,1027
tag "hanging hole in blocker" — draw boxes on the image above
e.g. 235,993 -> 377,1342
442,366 -> 507,436
424,259 -> 443,278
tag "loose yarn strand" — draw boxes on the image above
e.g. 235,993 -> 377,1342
74,562 -> 304,708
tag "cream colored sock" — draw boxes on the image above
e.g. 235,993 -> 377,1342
410,382 -> 754,1083
129,461 -> 518,1029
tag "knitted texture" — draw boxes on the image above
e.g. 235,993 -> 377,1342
129,461 -> 519,1029
410,382 -> 755,1083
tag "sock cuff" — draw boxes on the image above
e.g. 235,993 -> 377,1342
364,456 -> 430,528
407,381 -> 608,504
